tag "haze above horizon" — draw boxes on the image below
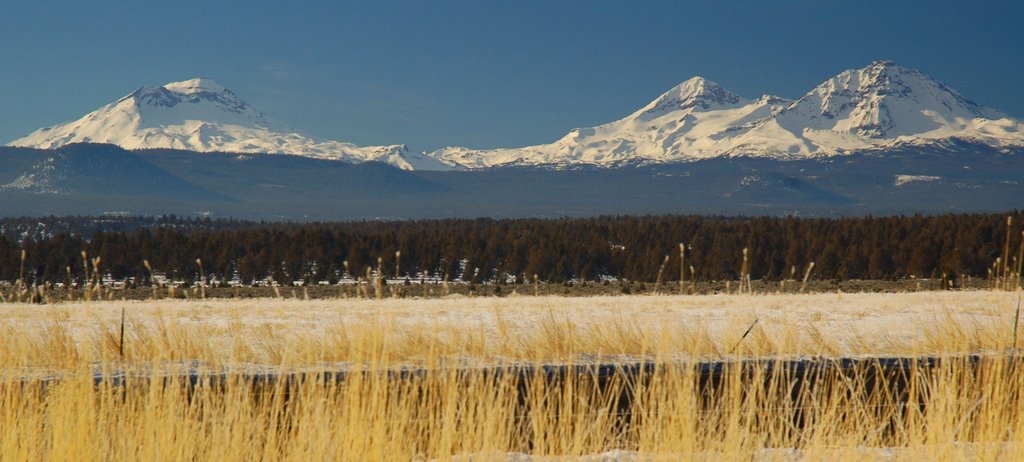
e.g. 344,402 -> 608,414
2,0 -> 1022,152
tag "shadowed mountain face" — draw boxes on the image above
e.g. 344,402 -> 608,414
0,144 -> 231,200
0,143 -> 1021,220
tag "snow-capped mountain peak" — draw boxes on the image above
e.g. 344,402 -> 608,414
777,60 -> 1005,138
121,78 -> 278,131
635,76 -> 743,117
9,78 -> 452,170
162,77 -> 228,95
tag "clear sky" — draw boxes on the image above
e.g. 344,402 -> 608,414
2,0 -> 1022,151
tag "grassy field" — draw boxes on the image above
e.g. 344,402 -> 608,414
1,291 -> 1022,460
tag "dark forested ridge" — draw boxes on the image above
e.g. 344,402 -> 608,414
3,144 -> 1024,219
1,213 -> 1022,286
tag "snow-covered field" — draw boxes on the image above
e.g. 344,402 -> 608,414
1,291 -> 1019,367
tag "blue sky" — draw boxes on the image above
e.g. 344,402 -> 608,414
2,1 -> 1022,151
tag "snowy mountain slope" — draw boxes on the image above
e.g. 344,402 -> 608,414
430,77 -> 792,168
725,61 -> 1023,158
8,78 -> 452,171
428,61 -> 1024,168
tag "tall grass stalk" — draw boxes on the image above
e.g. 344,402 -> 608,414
1016,230 -> 1024,291
679,243 -> 686,296
800,262 -> 815,294
654,255 -> 670,295
119,305 -> 126,358
374,258 -> 384,300
1014,288 -> 1022,350
740,247 -> 750,294
1002,216 -> 1012,290
394,250 -> 401,299
16,249 -> 26,303
196,258 -> 206,300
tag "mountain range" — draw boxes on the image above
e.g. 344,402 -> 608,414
8,61 -> 1023,170
1,61 -> 1022,219
427,61 -> 1023,168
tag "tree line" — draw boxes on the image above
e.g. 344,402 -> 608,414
0,213 -> 1022,286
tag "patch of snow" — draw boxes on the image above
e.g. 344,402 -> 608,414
894,174 -> 941,186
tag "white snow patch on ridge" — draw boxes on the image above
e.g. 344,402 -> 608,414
894,174 -> 941,186
162,77 -> 228,95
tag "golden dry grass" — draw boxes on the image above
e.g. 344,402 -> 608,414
0,291 -> 1022,460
